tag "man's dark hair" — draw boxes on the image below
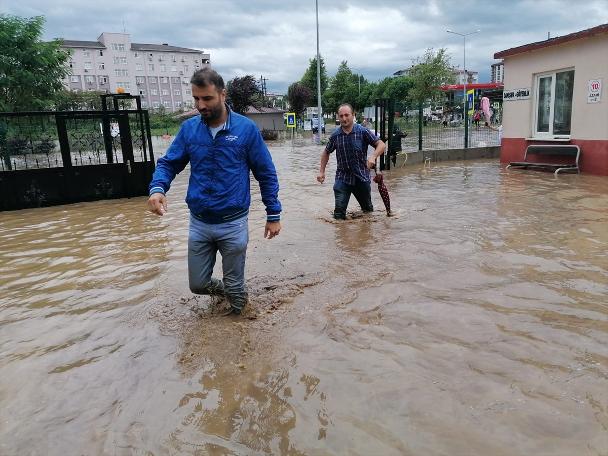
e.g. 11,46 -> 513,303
190,67 -> 225,90
338,103 -> 354,114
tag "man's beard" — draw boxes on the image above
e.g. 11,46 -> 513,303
199,103 -> 223,122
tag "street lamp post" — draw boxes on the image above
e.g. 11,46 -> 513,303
315,0 -> 323,143
447,29 -> 480,148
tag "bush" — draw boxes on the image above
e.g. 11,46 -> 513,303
261,129 -> 278,141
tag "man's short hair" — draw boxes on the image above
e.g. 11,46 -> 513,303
190,67 -> 225,90
338,103 -> 354,114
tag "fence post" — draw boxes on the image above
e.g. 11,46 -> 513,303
418,103 -> 423,151
464,96 -> 469,149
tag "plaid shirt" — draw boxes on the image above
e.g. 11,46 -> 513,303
325,123 -> 379,185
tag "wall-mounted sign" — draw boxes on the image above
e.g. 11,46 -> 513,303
503,88 -> 530,101
587,79 -> 602,103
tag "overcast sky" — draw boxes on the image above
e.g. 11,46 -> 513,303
5,0 -> 608,93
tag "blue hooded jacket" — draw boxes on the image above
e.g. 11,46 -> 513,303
149,108 -> 281,224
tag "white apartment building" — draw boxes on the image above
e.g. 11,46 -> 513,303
491,61 -> 504,83
452,69 -> 479,85
60,32 -> 210,111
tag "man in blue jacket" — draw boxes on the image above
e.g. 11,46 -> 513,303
147,67 -> 282,316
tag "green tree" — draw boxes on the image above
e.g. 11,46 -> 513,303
287,82 -> 312,116
226,75 -> 262,114
0,15 -> 70,111
53,89 -> 105,111
324,61 -> 361,114
407,48 -> 454,105
300,56 -> 328,97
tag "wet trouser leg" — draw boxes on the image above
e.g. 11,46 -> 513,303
188,215 -> 249,310
351,179 -> 373,212
333,180 -> 351,220
216,217 -> 249,311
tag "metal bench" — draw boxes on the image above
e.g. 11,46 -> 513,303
507,144 -> 580,175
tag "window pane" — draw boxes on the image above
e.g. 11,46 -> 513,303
553,70 -> 574,135
537,76 -> 552,133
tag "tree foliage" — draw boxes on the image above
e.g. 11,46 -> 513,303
53,89 -> 105,111
0,15 -> 70,111
287,82 -> 312,115
300,56 -> 328,97
226,75 -> 262,114
407,48 -> 454,105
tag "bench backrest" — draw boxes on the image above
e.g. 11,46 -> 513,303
524,144 -> 580,164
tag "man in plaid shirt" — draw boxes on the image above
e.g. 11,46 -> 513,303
317,104 -> 386,219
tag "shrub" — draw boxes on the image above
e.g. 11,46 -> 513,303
261,129 -> 278,141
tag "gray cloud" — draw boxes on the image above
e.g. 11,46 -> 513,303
5,0 -> 608,92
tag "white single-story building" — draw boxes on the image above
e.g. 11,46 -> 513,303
495,23 -> 608,175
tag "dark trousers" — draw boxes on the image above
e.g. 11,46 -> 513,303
333,179 -> 373,219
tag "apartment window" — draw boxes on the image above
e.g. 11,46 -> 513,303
139,90 -> 145,96
534,69 -> 575,137
163,100 -> 170,108
148,64 -> 155,72
117,82 -> 130,89
99,50 -> 103,56
83,50 -> 90,57
175,101 -> 182,108
141,101 -> 148,108
158,55 -> 164,61
185,88 -> 191,95
161,77 -> 168,84
160,64 -> 166,72
83,62 -> 92,70
100,77 -> 108,84
174,89 -> 181,95
98,63 -> 105,70
184,65 -> 189,73
134,52 -> 139,58
113,56 -> 127,65
149,77 -> 157,83
85,76 -> 94,83
172,77 -> 180,84
114,69 -> 128,77
136,63 -> 143,71
112,43 -> 125,51
151,89 -> 158,95
136,77 -> 145,84
162,89 -> 169,96
171,66 -> 177,72
71,76 -> 79,83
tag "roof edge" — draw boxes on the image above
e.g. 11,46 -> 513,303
494,23 -> 608,59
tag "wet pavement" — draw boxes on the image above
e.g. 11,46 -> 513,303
1,136 -> 607,455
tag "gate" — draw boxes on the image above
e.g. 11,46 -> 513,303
0,94 -> 155,211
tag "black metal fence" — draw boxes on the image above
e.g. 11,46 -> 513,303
0,94 -> 155,211
395,102 -> 502,152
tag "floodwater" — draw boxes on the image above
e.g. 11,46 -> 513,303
1,137 -> 607,456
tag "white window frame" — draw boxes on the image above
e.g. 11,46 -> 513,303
533,68 -> 575,138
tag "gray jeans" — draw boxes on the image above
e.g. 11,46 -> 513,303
188,214 -> 249,310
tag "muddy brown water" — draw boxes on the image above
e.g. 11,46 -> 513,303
1,138 -> 607,455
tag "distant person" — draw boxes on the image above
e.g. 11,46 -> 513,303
473,109 -> 481,129
147,67 -> 282,316
361,117 -> 372,129
480,95 -> 498,131
316,103 -> 386,220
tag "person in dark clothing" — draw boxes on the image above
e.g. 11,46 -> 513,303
316,103 -> 386,220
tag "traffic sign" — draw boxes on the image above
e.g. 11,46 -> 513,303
286,112 -> 296,128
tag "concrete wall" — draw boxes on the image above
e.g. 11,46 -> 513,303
394,147 -> 501,168
244,113 -> 286,131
